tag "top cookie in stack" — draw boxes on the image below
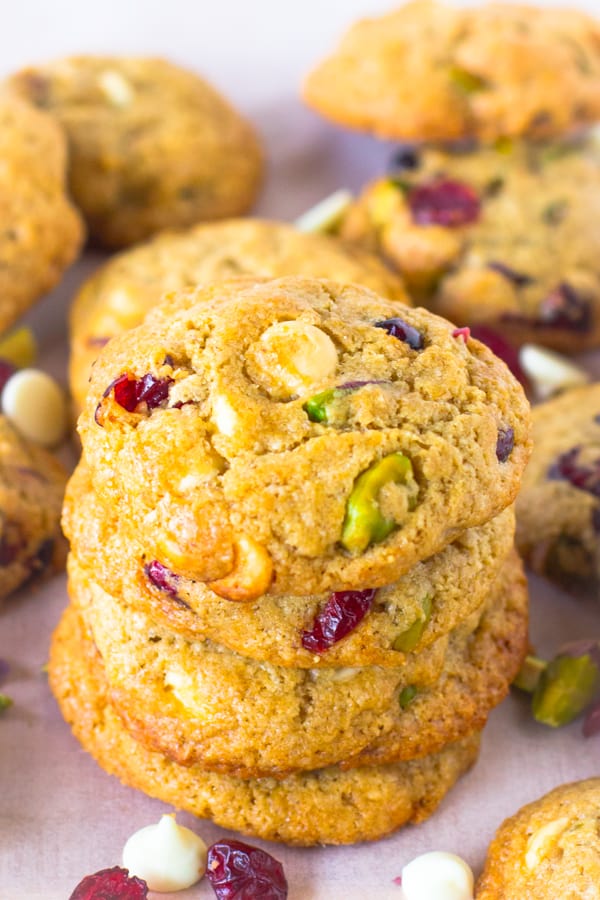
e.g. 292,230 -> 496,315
304,1 -> 600,351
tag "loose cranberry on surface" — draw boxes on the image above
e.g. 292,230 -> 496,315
68,866 -> 148,900
206,840 -> 288,900
408,179 -> 480,227
374,318 -> 424,350
548,446 -> 600,498
469,325 -> 530,391
302,589 -> 377,653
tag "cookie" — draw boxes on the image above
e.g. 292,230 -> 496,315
7,57 -> 263,248
67,549 -> 525,778
64,463 -> 516,668
515,383 -> 600,592
340,138 -> 600,353
77,276 -> 531,599
303,1 -> 600,143
0,415 -> 68,600
476,779 -> 600,899
68,218 -> 408,413
0,94 -> 84,333
48,601 -> 481,846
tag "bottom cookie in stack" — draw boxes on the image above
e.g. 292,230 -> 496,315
49,603 -> 481,846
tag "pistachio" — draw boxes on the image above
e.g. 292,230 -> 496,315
0,326 -> 37,368
513,655 -> 547,693
303,380 -> 385,423
399,685 -> 417,709
532,653 -> 600,727
393,595 -> 432,652
450,65 -> 487,93
341,452 -> 414,554
293,189 -> 353,234
525,817 -> 570,870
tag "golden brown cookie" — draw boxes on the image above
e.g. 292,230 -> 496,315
340,138 -> 600,352
476,779 -> 600,899
48,601 -> 481,846
304,1 -> 600,143
68,218 -> 408,413
64,463 -> 516,668
516,383 -> 600,592
77,276 -> 532,599
7,57 -> 263,247
0,414 -> 67,600
0,94 -> 84,332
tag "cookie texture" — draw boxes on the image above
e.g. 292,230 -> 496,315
7,57 -> 263,247
0,415 -> 67,600
516,384 -> 600,592
48,601 -> 481,846
340,138 -> 600,352
476,779 -> 600,899
77,276 -> 531,598
304,1 -> 600,142
68,218 -> 408,413
0,93 -> 84,332
64,462 -> 516,668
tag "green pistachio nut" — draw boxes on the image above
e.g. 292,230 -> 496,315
341,452 -> 414,555
513,655 -> 547,693
303,387 -> 349,423
0,693 -> 12,712
532,653 -> 600,728
393,595 -> 433,652
450,65 -> 487,94
399,685 -> 418,709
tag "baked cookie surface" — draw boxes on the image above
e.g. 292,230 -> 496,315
0,94 -> 84,333
67,548 -> 525,777
64,463 -> 516,668
0,415 -> 67,600
304,1 -> 600,143
78,276 -> 531,598
476,779 -> 600,899
8,56 -> 263,247
340,138 -> 600,352
516,383 -> 600,592
49,601 -> 481,846
69,218 -> 408,413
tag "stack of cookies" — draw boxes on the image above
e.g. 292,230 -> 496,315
52,275 -> 531,845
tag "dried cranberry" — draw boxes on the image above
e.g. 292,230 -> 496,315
145,560 -> 180,597
110,374 -> 139,411
135,373 -> 172,408
301,589 -> 377,653
86,336 -> 111,348
0,526 -> 22,566
537,283 -> 591,333
487,261 -> 534,288
469,325 -> 530,391
32,538 -> 54,572
583,699 -> 600,737
389,145 -> 420,172
0,659 -> 9,683
68,866 -> 148,900
336,380 -> 387,390
592,507 -> 600,534
0,358 -> 16,392
408,179 -> 480,227
206,840 -> 288,900
548,446 -> 600,498
496,427 -> 514,462
452,326 -> 470,342
374,318 -> 424,350
97,372 -> 174,422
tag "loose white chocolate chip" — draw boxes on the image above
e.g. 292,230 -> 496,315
401,851 -> 474,900
2,368 -> 67,448
525,816 -> 570,870
294,188 -> 353,233
519,344 -> 589,400
122,813 -> 207,892
98,69 -> 134,107
256,320 -> 338,397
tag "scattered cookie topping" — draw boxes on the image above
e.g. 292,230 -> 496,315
122,813 -> 207,892
400,850 -> 474,900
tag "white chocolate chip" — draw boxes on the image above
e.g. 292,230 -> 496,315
401,851 -> 474,900
256,320 -> 338,397
294,189 -> 353,233
1,369 -> 67,448
122,813 -> 207,892
212,394 -> 239,436
98,69 -> 134,107
525,817 -> 570,871
519,344 -> 589,400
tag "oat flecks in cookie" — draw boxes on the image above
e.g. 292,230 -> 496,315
76,276 -> 531,597
304,1 -> 600,142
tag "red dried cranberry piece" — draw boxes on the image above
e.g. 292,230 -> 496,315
374,318 -> 424,349
0,358 -> 16,393
487,261 -> 534,288
452,326 -> 470,342
469,325 -> 530,391
110,374 -> 139,411
68,866 -> 148,900
583,699 -> 600,737
206,839 -> 288,900
135,373 -> 172,409
96,372 -> 174,423
537,283 -> 591,333
145,560 -> 180,597
408,179 -> 480,227
548,446 -> 600,498
496,427 -> 515,462
301,589 -> 377,653
337,380 -> 387,390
